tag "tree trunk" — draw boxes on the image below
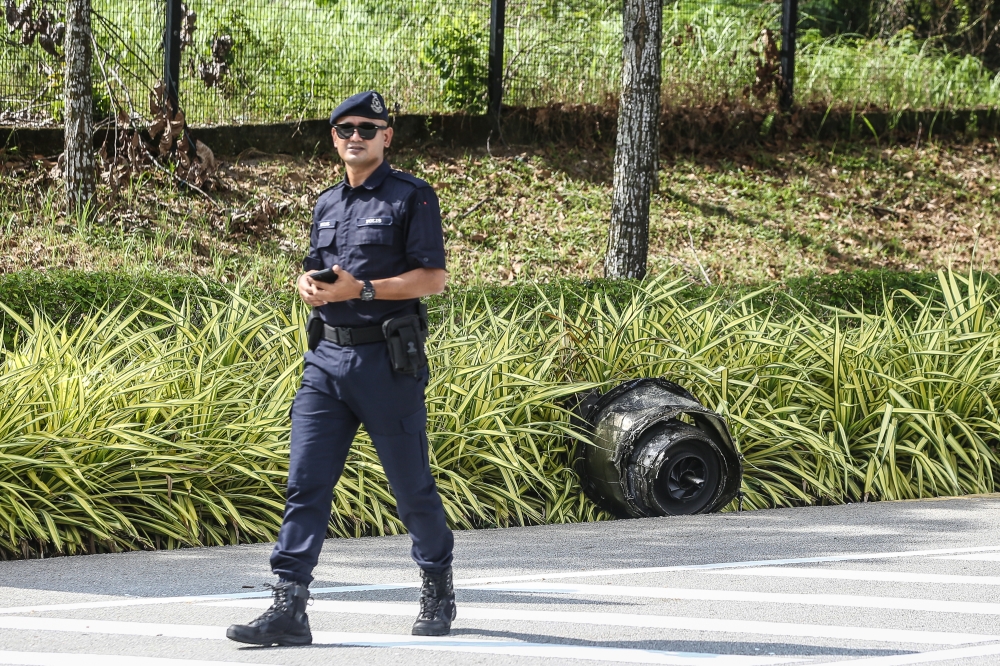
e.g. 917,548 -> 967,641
64,0 -> 95,217
605,0 -> 662,279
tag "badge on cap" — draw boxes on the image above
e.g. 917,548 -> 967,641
371,94 -> 384,114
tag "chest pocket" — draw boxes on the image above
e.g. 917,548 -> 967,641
354,216 -> 395,245
316,227 -> 336,249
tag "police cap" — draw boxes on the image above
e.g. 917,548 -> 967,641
329,90 -> 389,125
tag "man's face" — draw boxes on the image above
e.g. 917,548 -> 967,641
331,115 -> 393,171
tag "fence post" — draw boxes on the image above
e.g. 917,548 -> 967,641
779,0 -> 798,110
163,0 -> 182,113
488,0 -> 506,122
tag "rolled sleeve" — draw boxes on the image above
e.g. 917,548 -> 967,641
404,186 -> 446,270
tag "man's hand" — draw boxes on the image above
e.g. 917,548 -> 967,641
298,266 -> 445,305
297,272 -> 328,306
297,266 -> 363,306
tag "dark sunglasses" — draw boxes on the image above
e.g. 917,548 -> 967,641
333,123 -> 388,140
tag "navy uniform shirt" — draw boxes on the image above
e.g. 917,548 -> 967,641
303,160 -> 446,328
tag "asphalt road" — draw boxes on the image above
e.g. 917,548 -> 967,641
1,495 -> 1000,665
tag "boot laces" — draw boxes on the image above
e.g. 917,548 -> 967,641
252,583 -> 292,624
417,579 -> 442,620
418,591 -> 441,619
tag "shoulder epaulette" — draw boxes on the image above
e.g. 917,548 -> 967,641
388,169 -> 432,190
316,182 -> 342,199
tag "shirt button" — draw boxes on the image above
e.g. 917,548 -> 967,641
423,257 -> 430,262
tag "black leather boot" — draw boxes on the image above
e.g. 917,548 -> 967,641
226,580 -> 312,646
411,566 -> 456,636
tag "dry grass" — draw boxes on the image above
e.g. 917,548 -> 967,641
1,137 -> 998,289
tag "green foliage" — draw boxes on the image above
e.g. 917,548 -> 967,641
797,27 -> 1000,107
776,269 -> 941,312
0,268 -> 944,338
800,0 -> 875,36
441,269 -> 944,322
800,0 -> 1000,69
192,8 -> 286,102
904,0 -> 1000,69
5,50 -> 109,123
422,17 -> 488,113
5,0 -> 999,123
0,286 -> 602,557
1,269 -> 999,558
0,271 -> 246,348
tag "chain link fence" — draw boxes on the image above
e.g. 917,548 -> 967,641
176,0 -> 487,123
3,0 -> 164,124
2,0 -> 998,126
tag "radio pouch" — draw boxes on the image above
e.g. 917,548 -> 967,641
306,308 -> 324,351
383,314 -> 427,377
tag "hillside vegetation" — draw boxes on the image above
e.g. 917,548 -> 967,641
3,272 -> 999,558
2,138 -> 998,288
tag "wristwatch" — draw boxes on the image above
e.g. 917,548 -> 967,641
360,279 -> 375,301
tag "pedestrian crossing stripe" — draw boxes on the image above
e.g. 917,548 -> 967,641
711,566 -> 1000,586
935,552 -> 1000,561
446,545 -> 1000,587
808,642 -> 1000,666
465,582 -> 1000,615
0,616 -> 800,666
3,545 -> 1000,665
0,651 -> 281,666
203,598 -> 999,646
4,545 -> 1000,618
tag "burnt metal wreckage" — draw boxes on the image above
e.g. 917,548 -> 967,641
572,378 -> 743,517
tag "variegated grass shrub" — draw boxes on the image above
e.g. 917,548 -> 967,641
1,270 -> 998,558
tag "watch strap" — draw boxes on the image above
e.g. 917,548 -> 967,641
361,279 -> 375,301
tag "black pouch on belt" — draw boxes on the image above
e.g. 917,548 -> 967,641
382,312 -> 427,377
306,308 -> 324,351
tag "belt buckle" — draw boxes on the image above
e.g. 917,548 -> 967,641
340,328 -> 353,346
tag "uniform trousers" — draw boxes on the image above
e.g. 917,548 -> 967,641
270,339 -> 454,585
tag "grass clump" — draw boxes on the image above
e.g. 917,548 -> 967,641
796,29 -> 1000,109
1,270 -> 999,558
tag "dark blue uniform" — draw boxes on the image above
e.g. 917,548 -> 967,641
270,159 -> 453,585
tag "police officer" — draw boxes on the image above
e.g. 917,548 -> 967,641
227,90 -> 455,647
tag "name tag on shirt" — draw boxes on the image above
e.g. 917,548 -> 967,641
358,217 -> 393,226
319,221 -> 333,228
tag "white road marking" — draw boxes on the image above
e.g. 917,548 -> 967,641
0,616 -> 802,666
203,598 -> 1000,646
0,592 -> 276,616
2,545 -> 1000,617
0,584 -> 416,616
321,635 -> 803,665
935,553 -> 1000,562
711,567 -> 1000,586
808,641 -> 1000,665
0,651 -> 281,666
465,582 -> 1000,615
0,617 -> 223,640
449,545 -> 1000,587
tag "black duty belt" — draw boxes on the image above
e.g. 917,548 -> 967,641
323,323 -> 386,346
